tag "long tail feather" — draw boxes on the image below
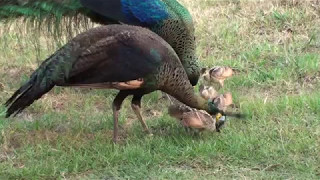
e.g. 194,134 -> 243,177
4,43 -> 76,117
4,81 -> 33,107
0,0 -> 83,19
4,70 -> 55,117
0,0 -> 117,53
0,1 -> 90,41
0,0 -> 117,26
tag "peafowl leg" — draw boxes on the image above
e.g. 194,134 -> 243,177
112,91 -> 129,143
131,95 -> 152,135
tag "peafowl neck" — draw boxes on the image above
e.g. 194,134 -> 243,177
161,76 -> 209,112
157,59 -> 209,113
151,0 -> 200,85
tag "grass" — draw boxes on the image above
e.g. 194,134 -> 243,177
0,0 -> 320,179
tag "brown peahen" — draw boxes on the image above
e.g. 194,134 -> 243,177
0,0 -> 201,86
4,25 -> 222,143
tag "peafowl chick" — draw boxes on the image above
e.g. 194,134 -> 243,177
0,0 -> 201,86
168,102 -> 234,133
198,84 -> 234,109
4,25 -> 222,143
212,92 -> 233,112
199,84 -> 219,101
168,104 -> 218,132
200,66 -> 233,88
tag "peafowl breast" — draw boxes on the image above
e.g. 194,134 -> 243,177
0,0 -> 200,85
4,25 -> 219,143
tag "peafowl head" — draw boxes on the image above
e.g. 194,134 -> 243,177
208,98 -> 246,131
208,99 -> 221,115
208,99 -> 227,131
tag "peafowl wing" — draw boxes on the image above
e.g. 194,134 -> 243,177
65,30 -> 162,85
4,25 -> 166,117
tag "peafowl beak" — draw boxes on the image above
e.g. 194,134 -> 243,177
215,113 -> 226,132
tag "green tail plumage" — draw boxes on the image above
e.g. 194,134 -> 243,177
0,0 -> 83,20
0,0 -> 116,25
0,0 -> 97,40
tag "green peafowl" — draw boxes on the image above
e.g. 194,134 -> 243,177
4,25 -> 223,143
0,0 -> 200,86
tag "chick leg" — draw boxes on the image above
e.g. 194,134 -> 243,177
219,80 -> 224,88
112,91 -> 129,143
131,95 -> 152,135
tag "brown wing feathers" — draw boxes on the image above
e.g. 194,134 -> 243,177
4,25 -> 163,117
66,31 -> 159,85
